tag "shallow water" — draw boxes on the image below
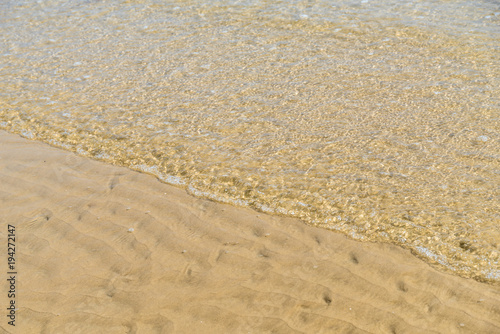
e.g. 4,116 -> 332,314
1,0 -> 499,282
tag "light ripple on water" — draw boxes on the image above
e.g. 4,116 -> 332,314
0,0 -> 499,283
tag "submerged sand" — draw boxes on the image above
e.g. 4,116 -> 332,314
0,130 -> 499,333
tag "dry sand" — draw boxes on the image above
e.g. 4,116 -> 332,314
0,130 -> 499,334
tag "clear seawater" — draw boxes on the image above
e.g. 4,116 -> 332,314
1,0 -> 499,282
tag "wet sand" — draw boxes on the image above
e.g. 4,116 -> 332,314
1,130 -> 499,333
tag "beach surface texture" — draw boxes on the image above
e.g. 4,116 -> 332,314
1,130 -> 500,333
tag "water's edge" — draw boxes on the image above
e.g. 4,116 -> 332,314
3,128 -> 498,285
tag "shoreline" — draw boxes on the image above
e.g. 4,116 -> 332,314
1,129 -> 499,333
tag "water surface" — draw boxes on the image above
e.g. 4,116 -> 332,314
1,0 -> 499,282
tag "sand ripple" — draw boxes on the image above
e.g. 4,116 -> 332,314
1,130 -> 499,333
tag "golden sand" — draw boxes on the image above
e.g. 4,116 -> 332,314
2,1 -> 499,281
1,130 -> 499,333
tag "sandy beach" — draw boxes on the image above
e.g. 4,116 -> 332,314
1,129 -> 499,333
